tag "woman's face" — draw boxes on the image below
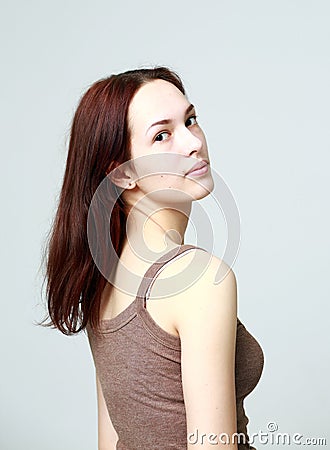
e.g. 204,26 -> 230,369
123,79 -> 214,204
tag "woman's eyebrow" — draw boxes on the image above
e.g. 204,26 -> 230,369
145,104 -> 195,135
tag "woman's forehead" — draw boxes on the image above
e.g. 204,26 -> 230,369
128,79 -> 189,133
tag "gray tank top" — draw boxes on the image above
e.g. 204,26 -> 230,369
87,244 -> 264,449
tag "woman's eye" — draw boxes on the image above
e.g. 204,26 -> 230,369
154,131 -> 170,142
186,115 -> 198,126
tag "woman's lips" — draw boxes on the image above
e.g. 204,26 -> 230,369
186,161 -> 209,177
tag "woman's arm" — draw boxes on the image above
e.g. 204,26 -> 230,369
96,373 -> 118,450
174,255 -> 238,450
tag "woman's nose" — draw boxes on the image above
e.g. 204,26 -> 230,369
178,127 -> 203,155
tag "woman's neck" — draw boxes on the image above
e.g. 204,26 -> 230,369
123,200 -> 191,258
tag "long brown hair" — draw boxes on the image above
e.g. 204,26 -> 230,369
38,67 -> 186,335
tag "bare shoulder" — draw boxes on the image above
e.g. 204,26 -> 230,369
153,248 -> 237,328
156,247 -> 236,287
155,248 -> 237,317
173,250 -> 236,324
146,247 -> 237,339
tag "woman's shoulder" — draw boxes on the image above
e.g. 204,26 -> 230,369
152,246 -> 237,308
167,247 -> 237,339
145,246 -> 237,339
156,246 -> 235,287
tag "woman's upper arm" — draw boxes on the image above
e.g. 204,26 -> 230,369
174,256 -> 238,450
96,373 -> 118,450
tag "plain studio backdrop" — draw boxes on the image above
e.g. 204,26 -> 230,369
1,0 -> 329,449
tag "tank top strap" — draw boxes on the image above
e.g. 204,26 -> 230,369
136,244 -> 207,310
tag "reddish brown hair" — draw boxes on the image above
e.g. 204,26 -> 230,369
39,67 -> 186,335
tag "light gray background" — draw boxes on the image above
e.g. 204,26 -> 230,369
1,0 -> 329,449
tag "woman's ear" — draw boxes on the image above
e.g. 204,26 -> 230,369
105,161 -> 136,189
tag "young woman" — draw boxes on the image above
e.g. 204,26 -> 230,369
41,67 -> 264,449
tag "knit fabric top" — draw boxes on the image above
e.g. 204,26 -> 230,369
87,244 -> 264,449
